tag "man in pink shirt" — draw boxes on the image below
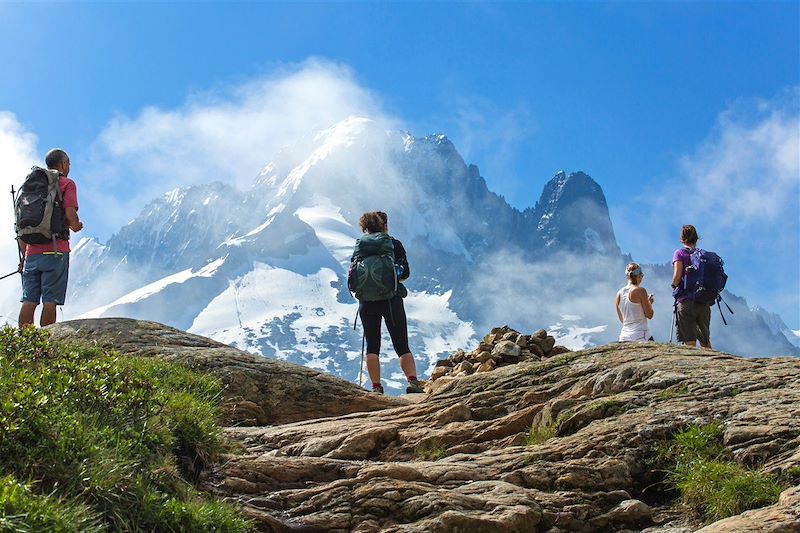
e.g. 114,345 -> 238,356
18,149 -> 83,327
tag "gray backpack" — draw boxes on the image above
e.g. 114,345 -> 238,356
15,166 -> 68,244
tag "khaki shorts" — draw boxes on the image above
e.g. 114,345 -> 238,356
676,300 -> 711,344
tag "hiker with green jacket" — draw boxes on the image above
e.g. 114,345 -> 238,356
349,211 -> 423,394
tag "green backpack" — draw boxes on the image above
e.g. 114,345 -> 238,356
349,233 -> 397,302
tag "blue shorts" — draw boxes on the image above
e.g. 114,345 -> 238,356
21,253 -> 70,305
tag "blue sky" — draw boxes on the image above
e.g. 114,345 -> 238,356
0,2 -> 798,327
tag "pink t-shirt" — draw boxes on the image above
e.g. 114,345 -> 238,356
25,175 -> 78,256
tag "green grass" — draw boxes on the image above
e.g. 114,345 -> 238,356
0,475 -> 102,533
783,466 -> 800,482
677,460 -> 784,521
655,422 -> 789,523
0,326 -> 252,532
415,438 -> 447,461
524,421 -> 557,446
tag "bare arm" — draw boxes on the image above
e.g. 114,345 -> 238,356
671,260 -> 683,288
65,207 -> 83,232
17,240 -> 26,271
615,292 -> 623,323
631,287 -> 654,319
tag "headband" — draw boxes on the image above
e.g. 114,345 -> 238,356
628,267 -> 643,278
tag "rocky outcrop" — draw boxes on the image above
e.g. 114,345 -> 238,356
428,325 -> 570,391
47,319 -> 404,426
200,342 -> 800,532
50,319 -> 800,531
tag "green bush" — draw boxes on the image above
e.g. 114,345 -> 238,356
657,422 -> 788,522
0,326 -> 251,532
415,438 -> 447,461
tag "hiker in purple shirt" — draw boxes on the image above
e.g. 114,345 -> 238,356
671,225 -> 712,348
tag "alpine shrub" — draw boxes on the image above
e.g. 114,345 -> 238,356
0,326 -> 251,532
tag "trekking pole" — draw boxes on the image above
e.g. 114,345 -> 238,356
669,302 -> 676,343
716,296 -> 734,326
0,270 -> 19,281
358,331 -> 365,388
9,186 -> 23,282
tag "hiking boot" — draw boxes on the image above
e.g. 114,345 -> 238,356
406,380 -> 424,394
371,385 -> 384,394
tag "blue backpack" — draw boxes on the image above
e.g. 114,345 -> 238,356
682,248 -> 727,305
674,248 -> 733,324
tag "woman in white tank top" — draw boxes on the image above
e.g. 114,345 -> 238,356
615,262 -> 654,342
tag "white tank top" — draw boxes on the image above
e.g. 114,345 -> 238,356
618,285 -> 650,342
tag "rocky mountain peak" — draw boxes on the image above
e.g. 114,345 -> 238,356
527,170 -> 620,255
422,132 -> 456,150
61,126 -> 798,383
103,181 -> 259,276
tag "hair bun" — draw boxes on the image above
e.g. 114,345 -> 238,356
625,262 -> 643,279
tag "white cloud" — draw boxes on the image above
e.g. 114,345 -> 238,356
466,249 -> 626,342
84,59 -> 400,234
674,91 -> 799,225
438,96 -> 535,205
0,112 -> 40,324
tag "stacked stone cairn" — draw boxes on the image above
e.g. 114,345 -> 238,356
428,325 -> 571,384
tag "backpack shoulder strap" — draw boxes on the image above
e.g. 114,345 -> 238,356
45,169 -> 63,202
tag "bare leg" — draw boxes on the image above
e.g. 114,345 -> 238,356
366,353 -> 381,384
683,341 -> 697,347
700,342 -> 712,349
18,302 -> 37,328
40,303 -> 57,327
399,353 -> 417,379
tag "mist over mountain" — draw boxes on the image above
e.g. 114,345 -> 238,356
58,117 -> 798,391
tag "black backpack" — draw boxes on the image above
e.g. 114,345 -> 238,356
14,166 -> 68,245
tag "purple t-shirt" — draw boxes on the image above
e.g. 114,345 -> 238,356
672,247 -> 692,302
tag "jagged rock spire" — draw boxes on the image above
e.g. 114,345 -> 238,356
527,170 -> 621,256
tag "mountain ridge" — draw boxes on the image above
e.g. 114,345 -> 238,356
60,117 -> 797,392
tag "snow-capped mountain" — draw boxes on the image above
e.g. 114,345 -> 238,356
753,306 -> 800,349
62,117 -> 798,392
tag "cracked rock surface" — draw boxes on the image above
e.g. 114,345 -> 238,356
208,343 -> 800,532
50,320 -> 800,532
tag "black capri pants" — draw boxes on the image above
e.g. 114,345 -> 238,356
359,296 -> 411,356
